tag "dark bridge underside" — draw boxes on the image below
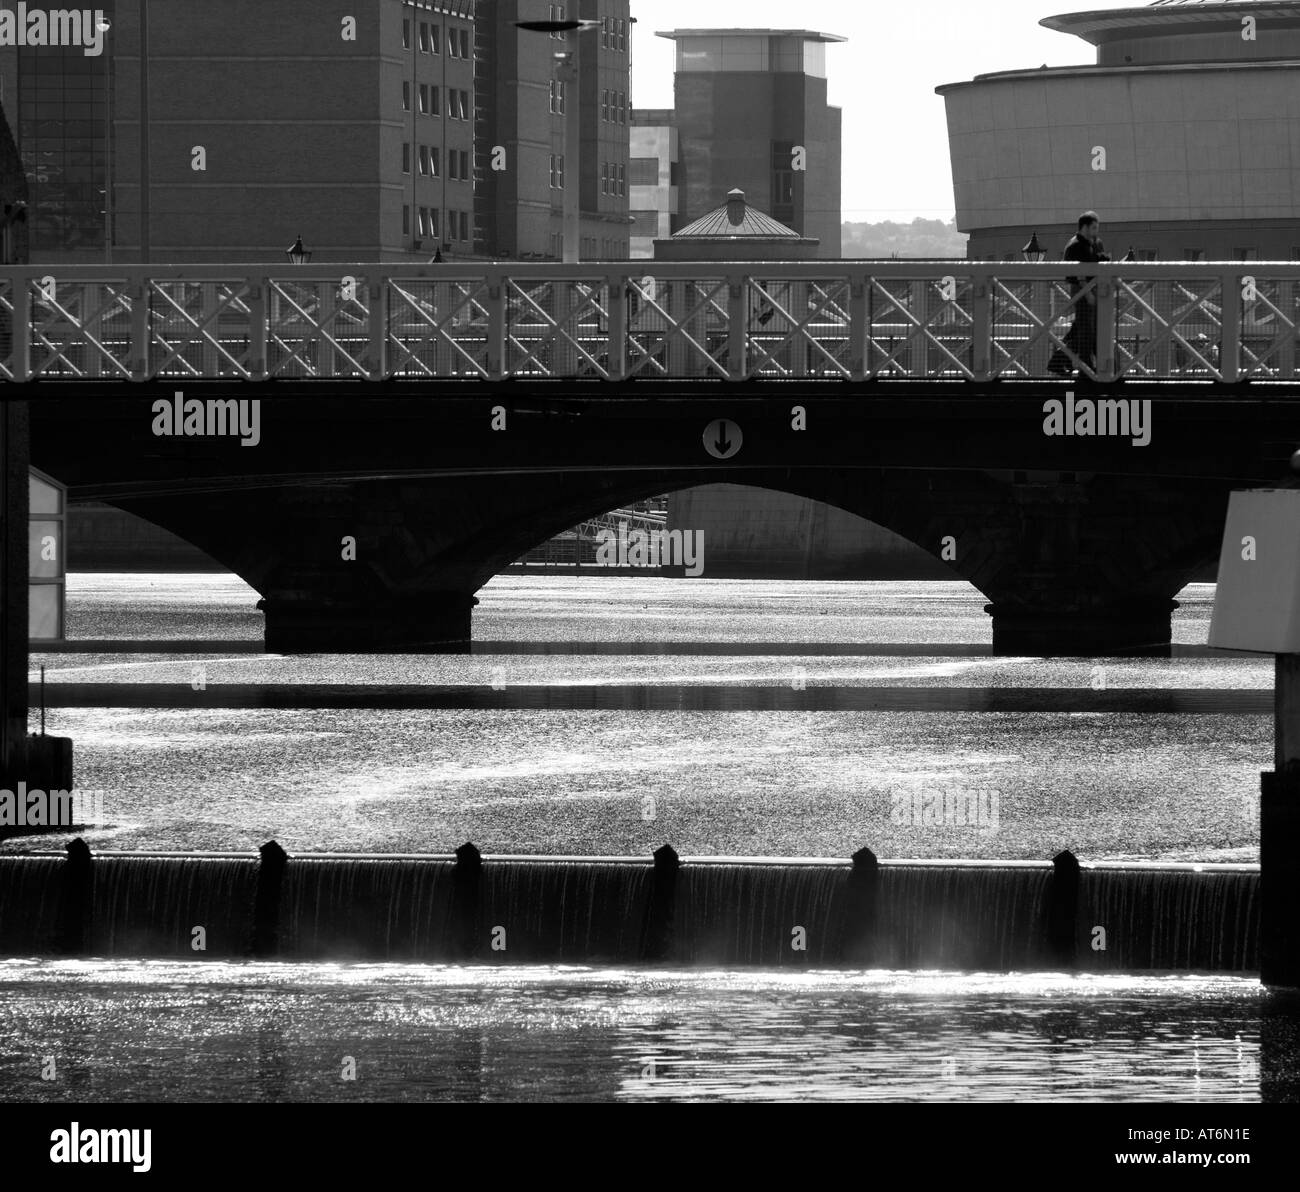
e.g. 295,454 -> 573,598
22,378 -> 1300,655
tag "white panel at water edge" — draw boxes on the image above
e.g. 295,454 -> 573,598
1209,488 -> 1300,653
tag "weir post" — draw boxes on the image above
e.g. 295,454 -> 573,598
1262,655 -> 1300,987
1046,850 -> 1081,969
642,844 -> 679,961
55,836 -> 92,955
251,840 -> 288,958
840,846 -> 879,966
451,842 -> 482,959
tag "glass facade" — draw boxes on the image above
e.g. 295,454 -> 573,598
16,4 -> 115,258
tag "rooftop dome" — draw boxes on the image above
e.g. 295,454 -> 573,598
673,190 -> 802,240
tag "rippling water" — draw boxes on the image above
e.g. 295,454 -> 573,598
0,962 -> 1288,1103
16,575 -> 1267,860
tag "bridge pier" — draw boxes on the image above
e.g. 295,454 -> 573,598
258,590 -> 479,654
987,598 -> 1179,658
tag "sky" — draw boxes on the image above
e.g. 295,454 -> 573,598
630,0 -> 1153,224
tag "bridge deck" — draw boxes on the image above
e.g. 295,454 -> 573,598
1,262 -> 1297,385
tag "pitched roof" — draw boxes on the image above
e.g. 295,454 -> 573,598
673,190 -> 803,239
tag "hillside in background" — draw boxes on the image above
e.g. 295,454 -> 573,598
842,217 -> 968,260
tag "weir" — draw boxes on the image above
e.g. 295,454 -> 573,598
0,845 -> 1261,972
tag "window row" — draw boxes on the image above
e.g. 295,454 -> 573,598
601,162 -> 626,197
403,18 -> 470,59
601,89 -> 627,124
601,16 -> 629,53
400,84 -> 471,120
549,154 -> 566,189
549,80 -> 566,115
403,145 -> 471,179
402,206 -> 472,243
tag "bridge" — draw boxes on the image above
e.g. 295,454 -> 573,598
0,262 -> 1297,383
4,261 -> 1300,655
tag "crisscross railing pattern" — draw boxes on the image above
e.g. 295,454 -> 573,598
2,262 -> 1297,383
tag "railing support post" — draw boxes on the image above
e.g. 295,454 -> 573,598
246,277 -> 267,381
606,273 -> 627,381
849,277 -> 868,382
972,275 -> 993,381
12,271 -> 31,381
1221,268 -> 1242,383
485,272 -> 505,380
129,276 -> 148,381
1096,279 -> 1118,382
366,278 -> 386,381
727,276 -> 747,381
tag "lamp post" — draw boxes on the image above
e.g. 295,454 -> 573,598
286,235 -> 311,265
98,18 -> 112,262
1122,246 -> 1138,263
516,17 -> 601,264
1021,232 -> 1047,263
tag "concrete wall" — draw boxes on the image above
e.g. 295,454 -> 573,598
668,485 -> 954,580
941,64 -> 1300,260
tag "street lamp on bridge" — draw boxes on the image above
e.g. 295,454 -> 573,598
1021,232 -> 1047,263
286,235 -> 311,266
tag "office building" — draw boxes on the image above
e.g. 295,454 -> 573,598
649,28 -> 844,259
0,0 -> 630,264
938,0 -> 1300,261
630,108 -> 677,258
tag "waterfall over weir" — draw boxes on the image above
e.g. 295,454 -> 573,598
0,851 -> 1260,972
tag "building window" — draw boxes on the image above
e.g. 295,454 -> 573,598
460,28 -> 469,58
402,81 -> 411,112
601,162 -> 608,195
460,149 -> 469,180
601,89 -> 609,122
551,80 -> 566,115
549,5 -> 566,39
419,145 -> 430,175
402,19 -> 410,49
772,140 -> 795,221
418,207 -> 430,238
601,16 -> 609,48
403,205 -> 410,236
1183,249 -> 1204,261
1135,249 -> 1158,262
617,18 -> 627,52
418,84 -> 428,114
631,210 -> 658,236
448,25 -> 467,57
1235,247 -> 1259,261
450,150 -> 468,181
1291,247 -> 1300,261
618,92 -> 626,123
448,89 -> 470,120
402,143 -> 411,174
616,164 -> 626,196
549,154 -> 565,189
459,211 -> 469,242
430,208 -> 440,240
630,157 -> 658,186
419,22 -> 430,52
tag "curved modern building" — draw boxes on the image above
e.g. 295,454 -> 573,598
938,0 -> 1300,261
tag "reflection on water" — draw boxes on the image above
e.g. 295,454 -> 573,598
14,575 -> 1267,861
0,962 -> 1291,1103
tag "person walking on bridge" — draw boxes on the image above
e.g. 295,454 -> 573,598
1048,211 -> 1110,376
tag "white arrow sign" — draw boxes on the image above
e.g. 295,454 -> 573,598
703,419 -> 743,460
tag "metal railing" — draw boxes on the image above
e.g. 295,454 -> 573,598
1,261 -> 1297,384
